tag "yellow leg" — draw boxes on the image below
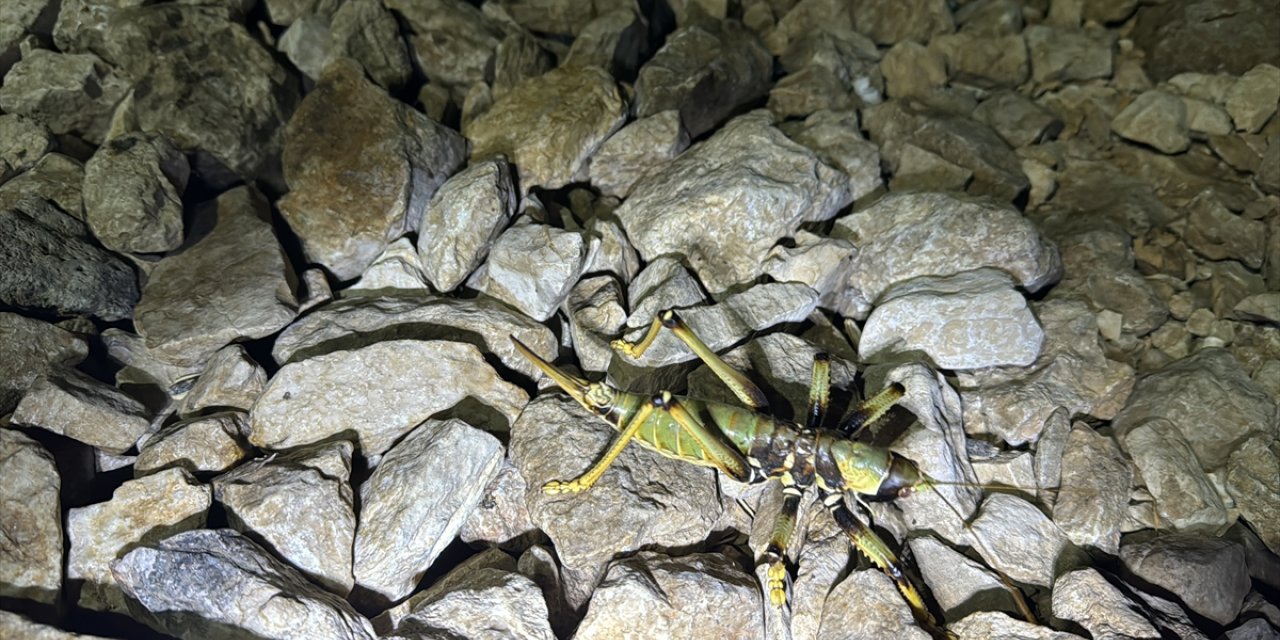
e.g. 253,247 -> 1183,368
543,398 -> 657,495
805,353 -> 831,432
613,309 -> 769,410
838,382 -> 905,437
663,394 -> 751,482
762,485 -> 803,607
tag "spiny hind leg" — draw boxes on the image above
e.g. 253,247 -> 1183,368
760,481 -> 804,607
611,309 -> 768,410
838,380 -> 906,438
822,491 -> 938,630
805,353 -> 831,432
543,398 -> 657,495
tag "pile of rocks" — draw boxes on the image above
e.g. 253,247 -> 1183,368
1,0 -> 1277,638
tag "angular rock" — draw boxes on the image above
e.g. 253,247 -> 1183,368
328,0 -> 412,91
969,492 -> 1069,587
563,6 -> 649,80
819,569 -> 930,639
617,110 -> 851,293
1225,434 -> 1280,554
573,552 -> 760,640
633,20 -> 772,138
348,237 -> 429,293
1111,90 -> 1191,154
974,90 -> 1064,147
0,429 -> 62,605
417,157 -> 517,292
0,197 -> 138,321
251,339 -> 526,456
467,222 -> 589,322
508,394 -> 722,569
1131,0 -> 1280,82
1052,568 -> 1160,639
762,230 -> 856,311
853,0 -> 952,45
928,32 -> 1028,89
950,611 -> 1086,639
0,311 -> 87,414
1119,418 -> 1228,531
0,49 -> 127,145
102,328 -> 202,395
1234,293 -> 1280,324
1053,425 -> 1133,554
68,468 -> 210,613
782,109 -> 884,203
11,368 -> 150,454
1225,63 -> 1280,133
912,536 -> 1023,620
583,215 -> 640,284
491,30 -> 555,99
589,110 -> 689,199
460,458 -> 541,550
354,419 -> 502,603
621,255 -> 708,333
565,275 -> 628,373
82,132 -> 189,254
880,40 -> 947,99
833,191 -> 1060,319
1183,192 -> 1267,268
860,269 -> 1044,369
0,114 -> 54,181
213,441 -> 356,595
133,186 -> 297,368
1024,25 -> 1114,83
135,411 -> 250,476
177,344 -> 268,417
385,0 -> 503,100
112,529 -> 375,640
279,58 -> 465,280
769,29 -> 883,119
468,65 -> 627,191
1120,533 -> 1250,625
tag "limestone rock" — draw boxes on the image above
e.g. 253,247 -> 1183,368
12,368 -> 150,454
0,429 -> 62,605
0,311 -> 87,414
418,157 -> 518,292
82,132 -> 188,254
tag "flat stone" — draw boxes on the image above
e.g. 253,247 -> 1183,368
112,529 -> 375,640
928,32 -> 1028,89
617,110 -> 851,294
969,492 -> 1070,587
1111,90 -> 1191,154
1024,25 -> 1114,83
82,132 -> 188,254
278,58 -> 465,280
176,344 -> 268,417
417,157 -> 517,292
589,110 -> 689,199
250,339 -> 526,456
11,368 -> 150,454
467,222 -> 589,322
133,186 -> 297,368
0,312 -> 87,414
1120,533 -> 1250,625
950,611 -> 1086,639
67,468 -> 210,613
1119,418 -> 1228,531
213,441 -> 356,596
0,49 -> 127,144
1053,425 -> 1133,554
135,411 -> 250,477
1052,568 -> 1160,639
354,419 -> 502,603
0,429 -> 62,605
349,237 -> 429,293
467,64 -> 627,191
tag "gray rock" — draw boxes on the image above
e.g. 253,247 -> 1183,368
279,58 -> 465,281
0,152 -> 84,220
974,90 -> 1064,147
1132,0 -> 1280,83
969,492 -> 1069,587
955,0 -> 1024,35
467,222 -> 589,322
565,275 -> 628,373
276,15 -> 334,82
0,429 -> 62,605
911,536 -> 1023,620
508,394 -> 722,569
12,368 -> 150,454
468,65 -> 627,191
1225,434 -> 1280,555
251,339 -> 526,456
1183,192 -> 1267,268
1112,90 -> 1192,154
385,0 -> 502,101
1120,533 -> 1250,625
853,0 -> 953,45
863,100 -> 1029,201
881,40 -> 948,101
496,0 -> 632,36
134,411 -> 249,477
417,158 -> 517,292
0,197 -> 138,321
491,30 -> 555,100
0,114 -> 54,181
349,237 -> 429,293
1120,418 -> 1229,531
563,6 -> 649,79
213,441 -> 356,596
83,132 -> 188,254
1234,293 -> 1280,324
1053,426 -> 1133,554
633,20 -> 772,138
354,418 -> 502,603
763,0 -> 854,55
833,191 -> 1060,319
0,312 -> 87,414
0,49 -> 126,145
133,186 -> 298,368
769,29 -> 883,119
573,552 -> 760,640
762,230 -> 856,311
329,0 -> 412,91
860,269 -> 1044,369
928,32 -> 1028,89
1183,97 -> 1234,137
589,110 -> 690,199
101,328 -> 203,395
0,611 -> 113,640
176,344 -> 268,417
112,529 -> 375,640
618,110 -> 851,294
950,611 -> 1086,639
460,458 -> 541,550
68,468 -> 210,613
1053,568 -> 1160,638
583,215 -> 640,284
1227,618 -> 1280,640
621,255 -> 708,332
782,109 -> 884,203
818,569 -> 930,639
1211,260 -> 1269,318
1024,25 -> 1114,84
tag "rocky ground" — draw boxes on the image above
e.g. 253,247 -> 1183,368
1,0 -> 1278,639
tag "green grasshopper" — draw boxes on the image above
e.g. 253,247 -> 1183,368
511,309 -> 1029,633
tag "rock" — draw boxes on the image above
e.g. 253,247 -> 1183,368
768,29 -> 883,119
1120,533 -> 1250,625
1210,260 -> 1268,318
950,611 -> 1086,639
0,49 -> 127,145
460,458 -> 541,550
1053,425 -> 1133,554
818,569 -> 930,639
589,110 -> 690,199
833,191 -> 1060,319
573,552 -> 760,639
417,157 -> 517,293
563,6 -> 649,80
0,197 -> 138,321
112,529 -> 375,640
101,328 -> 202,396
0,152 -> 86,225
621,255 -> 708,332
347,236 -> 430,293
860,269 -> 1044,369
11,368 -> 150,454
565,275 -> 628,373
969,492 -> 1069,587
176,344 -> 268,417
1024,25 -> 1114,83
1052,569 -> 1160,639
0,610 -> 113,640
782,109 -> 884,203
0,114 -> 54,181
852,0 -> 953,45
1119,418 -> 1229,531
928,32 -> 1028,89
354,419 -> 502,603
133,186 -> 298,368
250,339 -> 526,456
468,65 -> 627,191
327,0 -> 412,91
762,230 -> 856,311
1225,434 -> 1280,554
633,20 -> 772,138
0,312 -> 87,414
617,110 -> 851,294
68,468 -> 210,613
135,411 -> 250,476
912,536 -> 1024,620
508,394 -> 722,569
880,41 -> 947,99
583,214 -> 640,284
213,441 -> 356,596
278,58 -> 465,281
1183,192 -> 1267,268
1111,90 -> 1191,154
82,132 -> 188,254
491,30 -> 556,100
863,100 -> 1029,201
1184,97 -> 1235,137
1131,0 -> 1280,82
973,90 -> 1064,147
385,0 -> 503,100
0,429 -> 62,605
467,222 -> 588,322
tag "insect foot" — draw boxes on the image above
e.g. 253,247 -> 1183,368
541,479 -> 588,495
766,561 -> 788,607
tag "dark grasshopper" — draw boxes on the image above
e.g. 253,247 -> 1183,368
511,309 -> 1027,632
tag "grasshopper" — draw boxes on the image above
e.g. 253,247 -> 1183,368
511,309 -> 1029,634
